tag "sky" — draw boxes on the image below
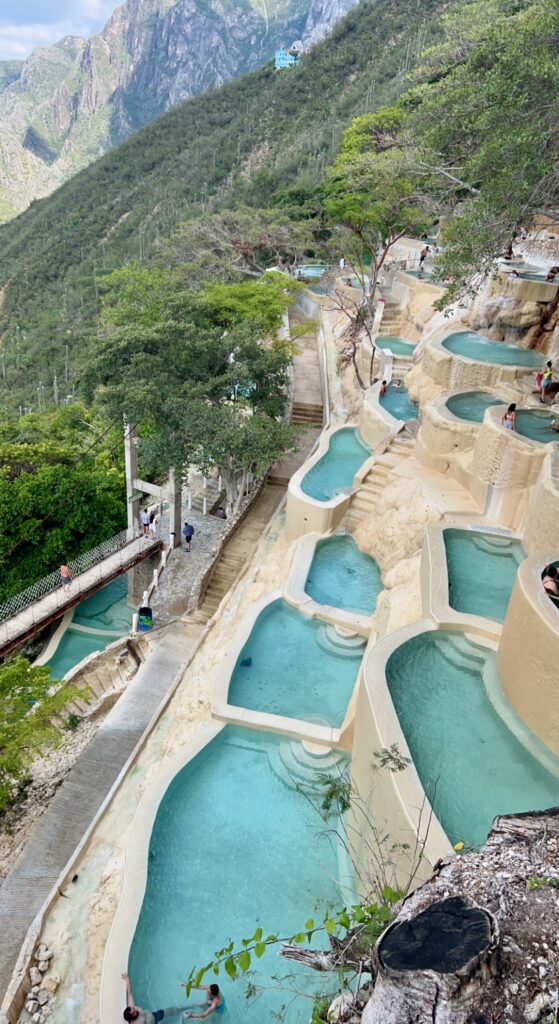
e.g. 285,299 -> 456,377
0,0 -> 118,61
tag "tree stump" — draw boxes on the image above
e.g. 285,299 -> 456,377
361,895 -> 499,1024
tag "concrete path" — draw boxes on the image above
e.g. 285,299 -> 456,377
0,619 -> 202,999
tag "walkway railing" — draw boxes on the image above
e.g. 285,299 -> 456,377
0,528 -> 137,624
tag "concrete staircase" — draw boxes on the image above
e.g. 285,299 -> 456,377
188,476 -> 225,516
291,401 -> 323,427
344,431 -> 416,529
378,299 -> 404,336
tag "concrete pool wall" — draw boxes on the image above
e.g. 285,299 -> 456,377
498,551 -> 559,758
419,522 -> 513,640
420,326 -> 542,391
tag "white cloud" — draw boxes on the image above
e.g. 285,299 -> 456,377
0,3 -> 118,60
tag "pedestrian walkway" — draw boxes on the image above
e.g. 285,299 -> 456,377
0,535 -> 161,659
0,618 -> 203,1000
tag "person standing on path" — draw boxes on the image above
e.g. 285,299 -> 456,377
140,508 -> 150,537
541,361 -> 553,403
182,522 -> 194,551
59,563 -> 72,591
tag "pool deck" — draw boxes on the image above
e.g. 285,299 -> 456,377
0,617 -> 203,1005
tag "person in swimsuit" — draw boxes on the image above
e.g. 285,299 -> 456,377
501,403 -> 516,430
183,984 -> 225,1018
122,972 -> 187,1023
542,565 -> 559,601
380,380 -> 388,396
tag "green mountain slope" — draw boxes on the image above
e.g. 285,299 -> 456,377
0,0 -> 450,409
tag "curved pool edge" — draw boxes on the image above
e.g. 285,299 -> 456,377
355,619 -> 501,873
285,425 -> 368,542
421,322 -> 546,392
284,533 -> 373,637
211,590 -> 356,748
420,521 -> 517,640
99,721 -> 225,1024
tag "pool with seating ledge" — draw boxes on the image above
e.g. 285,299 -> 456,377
442,332 -> 544,368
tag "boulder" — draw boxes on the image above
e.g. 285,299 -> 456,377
41,973 -> 60,995
328,992 -> 354,1021
37,989 -> 49,1006
25,1000 -> 39,1014
34,944 -> 53,963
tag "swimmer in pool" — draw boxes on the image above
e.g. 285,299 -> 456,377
183,984 -> 225,1018
122,973 -> 188,1023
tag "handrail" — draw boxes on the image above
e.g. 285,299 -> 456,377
0,528 -> 144,623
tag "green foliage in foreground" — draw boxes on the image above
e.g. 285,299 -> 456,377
0,657 -> 82,812
183,889 -> 403,995
0,405 -> 125,601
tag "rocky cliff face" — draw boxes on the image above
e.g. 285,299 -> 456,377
0,0 -> 356,222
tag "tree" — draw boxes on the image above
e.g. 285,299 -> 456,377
323,106 -> 435,320
87,267 -> 300,513
0,657 -> 82,811
158,207 -> 313,282
406,0 -> 559,303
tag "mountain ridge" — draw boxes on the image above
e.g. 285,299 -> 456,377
0,0 -> 356,222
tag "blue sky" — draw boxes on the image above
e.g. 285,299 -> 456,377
0,1 -> 118,60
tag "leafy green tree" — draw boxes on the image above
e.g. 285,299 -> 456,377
0,657 -> 82,811
407,0 -> 559,302
323,106 -> 434,317
0,437 -> 126,601
87,267 -> 299,513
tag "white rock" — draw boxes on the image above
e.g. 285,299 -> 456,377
328,992 -> 354,1021
37,989 -> 49,1006
41,973 -> 60,995
525,992 -> 551,1022
25,1000 -> 39,1013
34,945 -> 53,963
32,1015 -> 41,1024
30,966 -> 42,986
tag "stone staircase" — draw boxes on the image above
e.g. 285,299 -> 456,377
65,638 -> 147,721
344,431 -> 416,529
378,299 -> 404,336
188,476 -> 225,516
291,401 -> 323,427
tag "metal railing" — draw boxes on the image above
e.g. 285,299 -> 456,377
0,528 -> 145,624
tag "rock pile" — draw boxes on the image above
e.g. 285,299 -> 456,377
22,945 -> 59,1023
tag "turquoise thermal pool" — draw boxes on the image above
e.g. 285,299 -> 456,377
129,726 -> 351,1024
46,576 -> 132,678
228,599 -> 365,726
374,336 -> 416,355
442,332 -> 544,368
514,409 -> 558,445
444,529 -> 524,622
386,630 -> 559,847
304,535 -> 382,614
380,382 -> 418,421
301,427 -> 371,502
296,264 -> 331,278
445,391 -> 503,423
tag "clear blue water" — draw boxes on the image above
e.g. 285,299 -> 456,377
128,726 -> 346,1024
304,535 -> 382,614
375,336 -> 416,355
446,391 -> 504,423
442,331 -> 544,368
444,529 -> 524,621
380,383 -> 418,421
46,576 -> 132,679
228,599 -> 363,726
301,428 -> 371,502
407,269 -> 434,281
296,264 -> 331,279
386,631 -> 559,847
514,409 -> 558,445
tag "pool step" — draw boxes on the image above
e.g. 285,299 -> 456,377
270,739 -> 348,794
443,633 -> 488,673
316,624 -> 366,657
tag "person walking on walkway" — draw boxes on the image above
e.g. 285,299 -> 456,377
122,972 -> 187,1023
59,563 -> 72,591
140,508 -> 150,537
182,522 -> 194,551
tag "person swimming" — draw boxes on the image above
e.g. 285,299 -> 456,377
183,984 -> 225,1018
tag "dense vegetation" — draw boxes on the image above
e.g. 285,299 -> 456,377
0,0 -> 451,409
